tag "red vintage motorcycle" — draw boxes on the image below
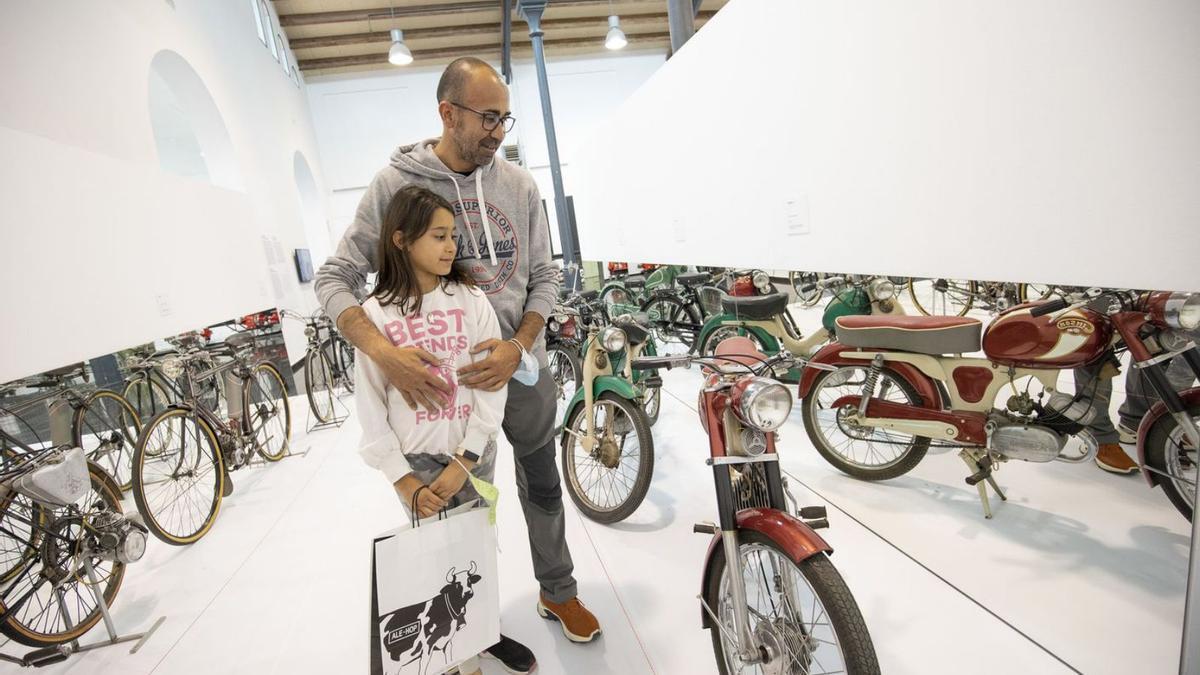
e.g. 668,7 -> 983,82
634,338 -> 880,675
799,288 -> 1200,519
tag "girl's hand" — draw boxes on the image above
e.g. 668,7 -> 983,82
430,461 -> 470,501
394,474 -> 447,518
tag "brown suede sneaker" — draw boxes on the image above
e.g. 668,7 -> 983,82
1095,443 -> 1139,474
537,595 -> 601,643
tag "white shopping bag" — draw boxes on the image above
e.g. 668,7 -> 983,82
369,506 -> 499,675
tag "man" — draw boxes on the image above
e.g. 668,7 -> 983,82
1077,353 -> 1197,474
316,58 -> 601,673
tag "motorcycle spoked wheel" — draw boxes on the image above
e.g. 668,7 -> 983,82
704,530 -> 880,675
560,392 -> 654,524
1143,402 -> 1198,521
800,366 -> 931,480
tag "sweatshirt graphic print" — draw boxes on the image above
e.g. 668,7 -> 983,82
355,284 -> 508,483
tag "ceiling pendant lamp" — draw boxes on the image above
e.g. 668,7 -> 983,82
605,15 -> 627,50
388,28 -> 413,65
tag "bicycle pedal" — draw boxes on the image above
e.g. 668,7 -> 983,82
693,522 -> 717,535
804,518 -> 830,530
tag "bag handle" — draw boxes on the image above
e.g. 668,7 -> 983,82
409,485 -> 447,528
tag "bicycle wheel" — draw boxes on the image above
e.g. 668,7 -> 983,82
547,345 -> 582,428
1019,283 -> 1056,303
789,271 -> 824,308
704,530 -> 880,675
0,481 -> 44,585
122,374 -> 173,427
561,392 -> 654,523
335,337 -> 356,392
640,294 -> 703,349
0,462 -> 128,647
74,390 -> 141,492
304,349 -> 337,424
908,278 -> 975,316
132,407 -> 224,545
245,362 -> 291,461
801,366 -> 930,480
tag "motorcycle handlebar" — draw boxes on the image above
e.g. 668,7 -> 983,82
1030,297 -> 1070,317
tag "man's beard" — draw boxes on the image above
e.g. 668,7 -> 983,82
453,133 -> 497,167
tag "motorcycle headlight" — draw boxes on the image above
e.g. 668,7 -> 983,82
600,326 -> 628,353
548,319 -> 560,333
731,377 -> 793,432
1164,293 -> 1200,330
303,325 -> 316,338
121,527 -> 148,564
870,278 -> 896,301
752,271 -> 771,292
160,357 -> 184,380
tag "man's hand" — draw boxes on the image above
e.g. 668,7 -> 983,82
394,473 -> 447,519
429,458 -> 473,501
459,340 -> 521,391
377,346 -> 453,412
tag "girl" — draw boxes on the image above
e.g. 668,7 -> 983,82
356,185 -> 507,675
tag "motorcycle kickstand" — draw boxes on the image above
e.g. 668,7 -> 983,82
959,449 -> 1006,519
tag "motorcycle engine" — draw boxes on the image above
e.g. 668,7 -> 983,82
1036,391 -> 1098,436
988,415 -> 1066,463
87,511 -> 149,564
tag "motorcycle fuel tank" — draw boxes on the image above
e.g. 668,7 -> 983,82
982,305 -> 1112,369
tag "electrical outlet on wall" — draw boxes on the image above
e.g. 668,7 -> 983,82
155,294 -> 173,318
784,194 -> 810,237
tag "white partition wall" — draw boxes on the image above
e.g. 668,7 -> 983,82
0,1 -> 332,383
572,0 -> 1200,292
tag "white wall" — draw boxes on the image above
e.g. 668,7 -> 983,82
305,50 -> 668,255
571,0 -> 1200,293
0,0 -> 333,383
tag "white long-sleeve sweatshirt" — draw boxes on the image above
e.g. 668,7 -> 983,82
355,283 -> 508,483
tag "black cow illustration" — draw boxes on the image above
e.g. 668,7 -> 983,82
379,561 -> 482,675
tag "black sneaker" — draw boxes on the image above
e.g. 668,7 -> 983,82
483,634 -> 537,674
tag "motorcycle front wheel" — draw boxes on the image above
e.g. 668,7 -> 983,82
704,529 -> 880,675
1143,402 -> 1198,521
561,392 -> 654,524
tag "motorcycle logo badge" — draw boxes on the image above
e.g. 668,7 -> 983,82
452,199 -> 519,295
1055,317 -> 1095,336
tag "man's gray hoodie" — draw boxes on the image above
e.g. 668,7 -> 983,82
315,139 -> 559,366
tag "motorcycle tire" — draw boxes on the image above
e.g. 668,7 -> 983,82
800,367 -> 931,480
1142,400 -> 1198,521
561,392 -> 654,524
703,529 -> 880,675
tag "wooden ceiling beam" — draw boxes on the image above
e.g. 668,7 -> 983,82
298,31 -> 672,71
289,11 -> 715,50
278,0 -> 650,27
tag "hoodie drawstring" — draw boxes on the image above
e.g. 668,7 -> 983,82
445,176 -> 481,261
475,170 -> 498,267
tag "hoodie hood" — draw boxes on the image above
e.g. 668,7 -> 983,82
390,139 -> 499,266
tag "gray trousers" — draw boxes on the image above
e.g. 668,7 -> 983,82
1075,357 -> 1197,444
500,368 -> 578,604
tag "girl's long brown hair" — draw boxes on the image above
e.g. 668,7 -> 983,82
372,185 -> 474,314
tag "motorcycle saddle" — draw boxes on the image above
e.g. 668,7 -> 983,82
623,275 -> 647,290
720,292 -> 789,321
835,315 -> 981,355
676,272 -> 710,288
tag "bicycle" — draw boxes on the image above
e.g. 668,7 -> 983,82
131,331 -> 291,545
0,431 -> 147,650
280,309 -> 355,424
0,364 -> 140,492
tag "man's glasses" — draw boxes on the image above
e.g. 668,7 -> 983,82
450,102 -> 516,133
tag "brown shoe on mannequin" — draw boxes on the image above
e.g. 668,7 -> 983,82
1095,443 -> 1138,474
